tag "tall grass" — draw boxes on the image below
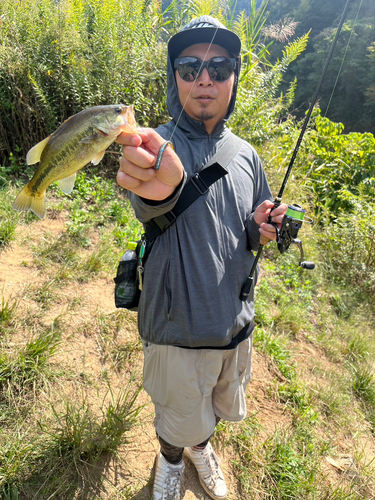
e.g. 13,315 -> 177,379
0,0 -> 169,165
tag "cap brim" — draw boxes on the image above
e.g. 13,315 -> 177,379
168,27 -> 241,62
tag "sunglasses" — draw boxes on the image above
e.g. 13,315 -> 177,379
174,56 -> 236,82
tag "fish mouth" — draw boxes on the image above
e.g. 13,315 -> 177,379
119,106 -> 137,133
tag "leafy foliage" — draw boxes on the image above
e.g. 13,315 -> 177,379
318,197 -> 375,303
302,110 -> 375,216
266,0 -> 375,134
231,32 -> 309,144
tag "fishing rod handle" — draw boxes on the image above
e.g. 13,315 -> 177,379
300,261 -> 315,270
240,243 -> 264,301
240,198 -> 282,301
239,275 -> 254,301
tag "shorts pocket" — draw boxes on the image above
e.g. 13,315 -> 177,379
143,345 -> 205,408
237,337 -> 253,382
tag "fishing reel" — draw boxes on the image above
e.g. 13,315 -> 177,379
273,204 -> 315,270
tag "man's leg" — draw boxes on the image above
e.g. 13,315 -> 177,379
158,417 -> 220,463
153,435 -> 185,500
185,337 -> 253,500
158,435 -> 184,464
142,343 -> 228,499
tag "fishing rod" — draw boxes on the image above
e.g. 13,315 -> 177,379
240,0 -> 352,301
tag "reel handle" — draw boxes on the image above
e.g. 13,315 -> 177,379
300,261 -> 315,270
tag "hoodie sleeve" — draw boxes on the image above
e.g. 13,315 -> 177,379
241,145 -> 273,251
127,170 -> 187,223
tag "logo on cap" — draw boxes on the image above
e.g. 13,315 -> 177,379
191,22 -> 216,29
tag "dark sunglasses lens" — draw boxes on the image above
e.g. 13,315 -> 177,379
177,57 -> 201,81
207,58 -> 234,81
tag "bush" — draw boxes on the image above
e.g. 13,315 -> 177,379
0,0 -> 169,166
318,196 -> 375,303
302,111 -> 375,217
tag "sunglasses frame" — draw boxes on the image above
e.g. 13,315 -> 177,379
174,56 -> 236,82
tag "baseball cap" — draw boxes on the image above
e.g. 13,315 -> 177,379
168,16 -> 241,64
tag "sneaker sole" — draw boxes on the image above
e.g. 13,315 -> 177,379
197,476 -> 227,500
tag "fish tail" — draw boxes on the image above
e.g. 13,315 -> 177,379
12,185 -> 46,219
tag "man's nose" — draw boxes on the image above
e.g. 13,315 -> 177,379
197,67 -> 213,85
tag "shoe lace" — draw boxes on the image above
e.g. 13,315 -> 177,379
201,449 -> 220,484
164,466 -> 182,499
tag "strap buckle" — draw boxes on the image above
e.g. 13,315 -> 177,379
190,173 -> 208,195
154,211 -> 177,231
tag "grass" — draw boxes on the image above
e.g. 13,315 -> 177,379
0,164 -> 374,498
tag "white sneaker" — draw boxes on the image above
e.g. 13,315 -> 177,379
153,451 -> 185,500
184,442 -> 227,500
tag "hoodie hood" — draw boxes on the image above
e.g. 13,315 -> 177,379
166,16 -> 241,138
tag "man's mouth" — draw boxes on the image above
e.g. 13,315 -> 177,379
195,95 -> 214,102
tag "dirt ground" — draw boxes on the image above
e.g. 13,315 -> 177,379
1,216 -> 374,499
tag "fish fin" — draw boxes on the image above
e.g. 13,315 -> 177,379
91,150 -> 106,165
79,132 -> 99,144
26,135 -> 52,165
12,185 -> 46,219
58,173 -> 77,194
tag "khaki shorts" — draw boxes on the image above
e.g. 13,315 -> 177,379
142,337 -> 253,448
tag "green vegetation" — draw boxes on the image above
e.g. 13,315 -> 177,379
0,0 -> 374,498
266,0 -> 375,134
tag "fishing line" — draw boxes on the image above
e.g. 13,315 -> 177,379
167,26 -> 220,145
239,0 -> 353,301
274,0 -> 352,202
324,0 -> 364,117
136,26 -> 220,171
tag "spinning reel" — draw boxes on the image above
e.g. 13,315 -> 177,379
240,203 -> 315,301
275,204 -> 315,270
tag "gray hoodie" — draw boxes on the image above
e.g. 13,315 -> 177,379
128,29 -> 272,348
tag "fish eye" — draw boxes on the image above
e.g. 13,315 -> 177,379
114,107 -> 123,114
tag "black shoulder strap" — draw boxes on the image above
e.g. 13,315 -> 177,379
144,134 -> 243,242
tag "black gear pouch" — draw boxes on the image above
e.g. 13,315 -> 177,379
114,256 -> 140,310
114,237 -> 152,310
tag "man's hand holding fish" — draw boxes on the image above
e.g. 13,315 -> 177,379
116,128 -> 184,201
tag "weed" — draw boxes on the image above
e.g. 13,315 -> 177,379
27,279 -> 59,308
46,378 -> 142,463
254,328 -> 296,380
32,233 -> 78,268
0,185 -> 23,248
262,429 -> 318,498
0,296 -> 18,328
77,244 -> 111,280
0,326 -> 61,390
313,379 -> 352,420
344,333 -> 371,363
1,484 -> 20,500
110,339 -> 143,371
351,363 -> 375,426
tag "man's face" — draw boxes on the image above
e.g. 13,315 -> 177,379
175,43 -> 235,135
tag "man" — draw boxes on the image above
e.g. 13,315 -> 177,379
116,16 -> 287,500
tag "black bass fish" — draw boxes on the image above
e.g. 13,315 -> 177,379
13,104 -> 136,219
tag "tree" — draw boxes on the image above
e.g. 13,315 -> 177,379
266,0 -> 375,133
